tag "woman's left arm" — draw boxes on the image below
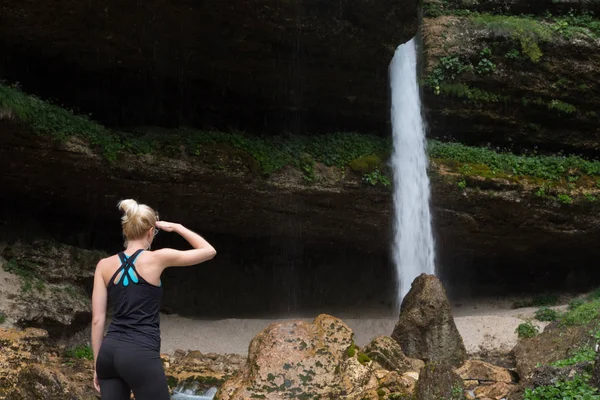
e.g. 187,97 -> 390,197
91,260 -> 107,391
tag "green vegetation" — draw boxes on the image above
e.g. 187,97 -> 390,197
470,14 -> 553,62
4,82 -> 600,195
535,307 -> 558,322
524,374 -> 600,399
429,140 -> 600,182
551,347 -> 596,367
438,83 -> 507,103
65,345 -> 94,360
357,351 -> 372,365
0,313 -> 5,324
560,299 -> 600,326
346,342 -> 357,357
548,99 -> 577,115
516,321 -> 539,338
2,258 -> 45,294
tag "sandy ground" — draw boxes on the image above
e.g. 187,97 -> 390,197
158,298 -> 567,356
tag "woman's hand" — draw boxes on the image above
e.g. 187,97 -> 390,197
155,221 -> 180,232
94,370 -> 100,393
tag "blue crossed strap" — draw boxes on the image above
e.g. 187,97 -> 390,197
115,249 -> 144,287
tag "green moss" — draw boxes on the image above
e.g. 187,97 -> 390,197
64,345 -> 94,360
357,351 -> 371,365
346,342 -> 357,357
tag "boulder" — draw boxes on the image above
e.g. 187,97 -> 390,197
455,360 -> 513,384
363,335 -> 425,373
216,314 -> 413,400
513,323 -> 594,381
473,382 -> 515,400
392,274 -> 467,367
415,363 -> 465,400
0,327 -> 96,399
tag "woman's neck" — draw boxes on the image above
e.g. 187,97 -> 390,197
125,239 -> 149,254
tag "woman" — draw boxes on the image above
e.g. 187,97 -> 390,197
91,199 -> 216,399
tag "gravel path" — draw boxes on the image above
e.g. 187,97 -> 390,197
159,299 -> 563,356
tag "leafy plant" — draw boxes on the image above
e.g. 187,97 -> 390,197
551,347 -> 597,367
516,321 -> 539,338
524,374 -> 600,399
457,179 -> 467,189
363,169 -> 391,187
535,307 -> 558,322
569,298 -> 585,310
425,55 -> 472,93
476,48 -> 496,74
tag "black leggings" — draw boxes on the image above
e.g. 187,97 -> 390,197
96,337 -> 170,400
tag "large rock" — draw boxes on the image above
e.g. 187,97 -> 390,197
216,314 -> 414,400
392,274 -> 467,367
415,363 -> 465,400
513,323 -> 594,381
0,240 -> 102,336
363,335 -> 425,374
0,327 -> 96,399
0,0 -> 417,134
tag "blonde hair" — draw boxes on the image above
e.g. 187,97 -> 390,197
117,199 -> 158,246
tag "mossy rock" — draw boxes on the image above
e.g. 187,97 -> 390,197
349,154 -> 384,173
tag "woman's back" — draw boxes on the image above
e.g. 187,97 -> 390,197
104,249 -> 162,351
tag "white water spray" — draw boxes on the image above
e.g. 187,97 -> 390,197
390,38 -> 436,309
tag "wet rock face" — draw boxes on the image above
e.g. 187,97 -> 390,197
391,274 -> 467,367
0,0 -> 417,134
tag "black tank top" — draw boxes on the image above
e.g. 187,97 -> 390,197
105,249 -> 162,351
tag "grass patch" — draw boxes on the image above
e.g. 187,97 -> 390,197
559,299 -> 600,326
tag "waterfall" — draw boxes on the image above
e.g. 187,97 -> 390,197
390,38 -> 436,309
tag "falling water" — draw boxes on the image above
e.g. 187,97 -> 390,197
390,38 -> 436,309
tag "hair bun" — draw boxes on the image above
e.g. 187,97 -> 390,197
118,199 -> 140,222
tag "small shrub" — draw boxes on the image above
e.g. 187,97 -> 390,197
362,169 -> 391,187
505,48 -> 521,59
516,321 -> 539,338
458,179 -> 467,189
557,193 -> 573,204
65,345 -> 94,361
0,313 -> 6,324
535,307 -> 558,322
